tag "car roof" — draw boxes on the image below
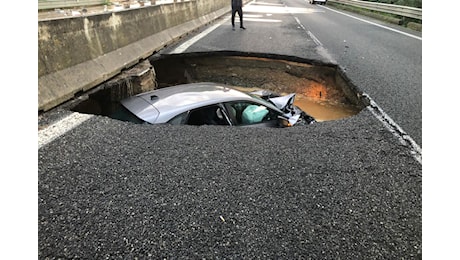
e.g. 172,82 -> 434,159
121,82 -> 280,124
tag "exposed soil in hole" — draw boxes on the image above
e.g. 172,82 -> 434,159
151,52 -> 366,121
70,51 -> 367,123
232,86 -> 358,122
293,97 -> 360,121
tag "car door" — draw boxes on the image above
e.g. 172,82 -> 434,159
168,104 -> 232,126
223,101 -> 283,128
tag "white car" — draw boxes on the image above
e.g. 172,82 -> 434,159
115,82 -> 315,127
309,0 -> 327,5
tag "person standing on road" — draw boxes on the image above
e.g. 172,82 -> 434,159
231,0 -> 246,30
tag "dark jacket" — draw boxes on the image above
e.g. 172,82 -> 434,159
232,0 -> 243,7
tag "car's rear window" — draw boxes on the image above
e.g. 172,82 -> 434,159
110,105 -> 146,124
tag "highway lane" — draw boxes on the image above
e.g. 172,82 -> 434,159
294,0 -> 422,146
172,0 -> 422,146
168,0 -> 324,60
38,0 -> 422,258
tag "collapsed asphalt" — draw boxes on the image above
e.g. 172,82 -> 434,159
38,110 -> 421,259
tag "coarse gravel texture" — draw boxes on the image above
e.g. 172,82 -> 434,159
38,110 -> 422,259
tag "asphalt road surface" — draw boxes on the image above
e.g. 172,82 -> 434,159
38,0 -> 422,258
39,113 -> 421,259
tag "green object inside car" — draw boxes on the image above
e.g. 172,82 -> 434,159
242,105 -> 269,124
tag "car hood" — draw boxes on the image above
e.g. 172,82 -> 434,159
250,90 -> 303,126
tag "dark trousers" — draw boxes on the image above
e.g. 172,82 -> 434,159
231,6 -> 243,27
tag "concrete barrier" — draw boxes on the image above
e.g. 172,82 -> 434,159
38,0 -> 233,112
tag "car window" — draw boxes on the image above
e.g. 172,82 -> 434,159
168,111 -> 189,125
111,105 -> 146,124
224,101 -> 280,126
182,105 -> 231,126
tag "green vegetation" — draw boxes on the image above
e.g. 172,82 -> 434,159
363,0 -> 421,8
328,0 -> 422,31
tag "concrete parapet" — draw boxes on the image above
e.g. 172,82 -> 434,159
38,0 -> 231,112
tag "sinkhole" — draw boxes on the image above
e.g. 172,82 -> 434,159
70,51 -> 368,124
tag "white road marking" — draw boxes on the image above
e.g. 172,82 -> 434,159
294,16 -> 323,45
307,30 -> 323,46
170,17 -> 228,54
295,12 -> 421,164
244,14 -> 264,18
244,18 -> 282,23
294,16 -> 337,63
321,5 -> 422,41
363,93 -> 422,164
38,112 -> 93,149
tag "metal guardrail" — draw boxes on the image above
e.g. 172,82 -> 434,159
328,0 -> 422,20
39,0 -> 107,10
